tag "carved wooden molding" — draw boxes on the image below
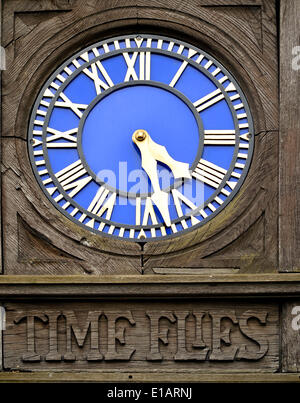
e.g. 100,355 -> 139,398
0,372 -> 299,384
1,274 -> 300,298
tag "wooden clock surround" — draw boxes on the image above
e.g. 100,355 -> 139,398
0,0 -> 299,382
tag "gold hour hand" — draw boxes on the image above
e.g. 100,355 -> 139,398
147,137 -> 191,180
132,129 -> 191,227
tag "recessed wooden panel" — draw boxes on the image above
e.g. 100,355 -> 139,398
3,301 -> 279,372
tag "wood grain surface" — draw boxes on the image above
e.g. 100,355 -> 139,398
279,0 -> 300,272
0,0 -> 3,275
282,301 -> 300,372
1,372 -> 300,384
0,0 -> 299,381
0,273 -> 300,299
0,0 -> 279,275
0,304 -> 2,371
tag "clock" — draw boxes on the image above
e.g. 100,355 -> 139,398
28,34 -> 254,242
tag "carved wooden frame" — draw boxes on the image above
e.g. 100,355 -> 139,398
1,0 -> 279,275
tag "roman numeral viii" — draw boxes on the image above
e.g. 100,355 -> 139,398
43,160 -> 92,208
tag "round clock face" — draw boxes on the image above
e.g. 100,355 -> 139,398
28,34 -> 254,242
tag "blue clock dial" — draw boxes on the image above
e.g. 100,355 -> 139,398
28,34 -> 254,241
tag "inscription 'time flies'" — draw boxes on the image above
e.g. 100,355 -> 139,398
12,309 -> 270,363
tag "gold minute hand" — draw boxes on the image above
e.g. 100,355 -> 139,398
132,129 -> 191,227
133,130 -> 171,226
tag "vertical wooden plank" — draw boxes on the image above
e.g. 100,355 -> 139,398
0,0 -> 6,274
0,305 -> 4,371
0,0 -> 3,274
279,0 -> 300,271
282,302 -> 300,372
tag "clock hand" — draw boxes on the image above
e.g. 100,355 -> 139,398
133,130 -> 171,226
146,137 -> 192,180
132,129 -> 191,227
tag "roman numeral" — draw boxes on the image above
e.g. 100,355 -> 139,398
123,51 -> 151,81
204,130 -> 236,145
55,160 -> 91,196
136,197 -> 157,238
169,48 -> 198,87
136,197 -> 158,226
193,81 -> 237,112
46,127 -> 78,148
43,88 -> 55,99
79,186 -> 116,230
43,160 -> 92,207
193,89 -> 224,112
82,61 -> 114,95
55,93 -> 88,118
171,189 -> 200,229
135,197 -> 167,238
192,159 -> 227,189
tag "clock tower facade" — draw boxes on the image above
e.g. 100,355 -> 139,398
0,0 -> 300,383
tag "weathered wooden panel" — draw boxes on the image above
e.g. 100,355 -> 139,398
3,301 -> 279,372
0,305 -> 3,371
0,0 -> 2,274
0,0 -> 279,275
1,274 -> 300,299
282,302 -> 300,372
279,0 -> 300,271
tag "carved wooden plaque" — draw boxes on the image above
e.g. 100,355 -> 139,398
4,302 -> 279,372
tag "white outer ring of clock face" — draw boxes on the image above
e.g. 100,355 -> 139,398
28,34 -> 254,242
